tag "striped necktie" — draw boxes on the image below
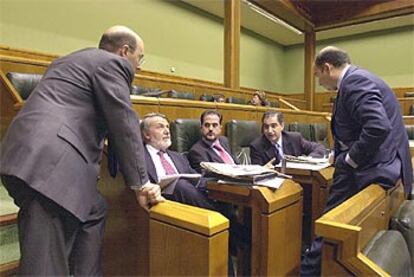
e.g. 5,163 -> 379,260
158,151 -> 177,175
213,142 -> 234,164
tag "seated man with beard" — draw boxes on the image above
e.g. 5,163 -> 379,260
141,112 -> 215,209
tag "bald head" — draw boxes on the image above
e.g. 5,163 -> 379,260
98,25 -> 145,72
99,26 -> 140,53
315,46 -> 351,69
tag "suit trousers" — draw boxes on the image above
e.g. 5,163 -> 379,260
1,175 -> 107,276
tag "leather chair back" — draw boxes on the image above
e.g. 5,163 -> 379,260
170,119 -> 201,153
226,97 -> 246,105
226,120 -> 260,165
200,94 -> 214,102
168,90 -> 195,100
406,125 -> 414,140
362,230 -> 413,276
6,72 -> 43,100
391,200 -> 414,269
404,92 -> 414,98
311,123 -> 329,147
410,105 -> 414,116
287,122 -> 312,141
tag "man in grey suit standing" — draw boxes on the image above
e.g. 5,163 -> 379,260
0,26 -> 163,276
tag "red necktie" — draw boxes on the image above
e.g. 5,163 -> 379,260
213,142 -> 234,164
158,151 -> 177,175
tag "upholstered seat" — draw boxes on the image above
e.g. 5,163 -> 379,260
167,90 -> 195,100
226,120 -> 260,165
170,119 -> 201,153
391,200 -> 414,269
404,92 -> 414,98
362,230 -> 413,276
311,123 -> 329,147
287,122 -> 312,141
226,97 -> 246,105
6,72 -> 43,100
200,94 -> 214,102
0,181 -> 20,272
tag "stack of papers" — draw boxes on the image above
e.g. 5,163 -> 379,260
281,155 -> 331,170
201,162 -> 289,189
158,174 -> 201,195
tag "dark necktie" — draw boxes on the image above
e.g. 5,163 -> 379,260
158,151 -> 177,175
213,142 -> 234,164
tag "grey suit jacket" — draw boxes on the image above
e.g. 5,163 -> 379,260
188,136 -> 239,173
0,48 -> 148,221
250,132 -> 326,166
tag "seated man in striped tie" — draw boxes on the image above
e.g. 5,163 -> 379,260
250,110 -> 326,166
188,110 -> 239,173
142,112 -> 215,209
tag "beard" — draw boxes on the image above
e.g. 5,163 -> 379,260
153,138 -> 172,151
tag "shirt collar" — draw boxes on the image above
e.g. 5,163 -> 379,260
337,64 -> 351,91
146,144 -> 162,155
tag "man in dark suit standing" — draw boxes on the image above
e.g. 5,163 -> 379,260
188,110 -> 239,173
0,26 -> 163,276
141,112 -> 215,210
250,110 -> 326,166
301,46 -> 413,276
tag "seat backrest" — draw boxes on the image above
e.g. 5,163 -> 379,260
390,200 -> 414,269
226,96 -> 246,105
311,123 -> 329,147
170,119 -> 201,153
200,94 -> 214,102
6,72 -> 43,100
406,125 -> 414,140
168,90 -> 195,100
410,105 -> 414,116
404,91 -> 414,98
226,120 -> 260,165
287,122 -> 312,141
362,230 -> 413,276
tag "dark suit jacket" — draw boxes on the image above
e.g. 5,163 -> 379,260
333,65 -> 412,193
188,136 -> 239,173
249,132 -> 326,166
0,48 -> 148,221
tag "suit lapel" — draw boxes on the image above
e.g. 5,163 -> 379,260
263,136 -> 276,161
167,150 -> 183,174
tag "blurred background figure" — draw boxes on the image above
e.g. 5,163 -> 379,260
250,90 -> 270,107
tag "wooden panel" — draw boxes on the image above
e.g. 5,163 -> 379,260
304,30 -> 315,111
224,0 -> 240,89
261,199 -> 302,276
159,99 -> 216,120
149,220 -> 228,276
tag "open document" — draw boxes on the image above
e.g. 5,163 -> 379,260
201,162 -> 290,189
158,174 -> 201,195
279,155 -> 331,171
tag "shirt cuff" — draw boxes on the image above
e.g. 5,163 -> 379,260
345,153 -> 358,169
130,180 -> 151,191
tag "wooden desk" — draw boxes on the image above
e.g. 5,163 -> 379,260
282,166 -> 334,247
207,179 -> 303,276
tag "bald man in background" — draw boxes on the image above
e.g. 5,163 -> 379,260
0,26 -> 162,275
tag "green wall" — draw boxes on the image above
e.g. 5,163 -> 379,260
284,26 -> 414,93
1,0 -> 413,93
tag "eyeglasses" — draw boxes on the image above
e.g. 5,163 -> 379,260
137,57 -> 146,67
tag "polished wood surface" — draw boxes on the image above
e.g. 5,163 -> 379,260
224,0 -> 240,89
304,30 -> 315,111
149,201 -> 229,276
315,182 -> 405,276
283,166 -> 334,246
207,179 -> 303,276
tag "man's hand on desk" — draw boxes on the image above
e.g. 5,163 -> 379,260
264,158 -> 276,169
136,182 -> 165,212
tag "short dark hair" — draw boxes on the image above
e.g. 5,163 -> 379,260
98,31 -> 137,53
315,47 -> 351,69
200,110 -> 222,125
262,110 -> 284,124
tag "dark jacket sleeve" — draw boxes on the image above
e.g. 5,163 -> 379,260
299,136 -> 326,157
342,75 -> 391,166
249,143 -> 266,165
92,57 -> 148,188
188,145 -> 205,173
